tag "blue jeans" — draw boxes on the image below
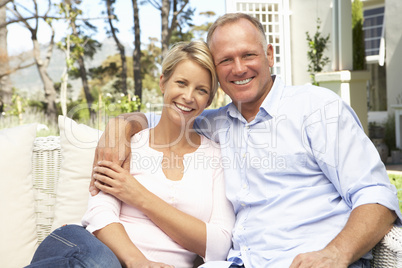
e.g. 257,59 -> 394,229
25,225 -> 121,268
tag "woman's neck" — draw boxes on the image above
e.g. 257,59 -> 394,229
150,117 -> 200,155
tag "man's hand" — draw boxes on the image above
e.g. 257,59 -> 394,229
289,246 -> 348,268
290,204 -> 397,268
90,113 -> 148,196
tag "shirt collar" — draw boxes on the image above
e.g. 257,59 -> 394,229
259,75 -> 284,118
226,75 -> 284,121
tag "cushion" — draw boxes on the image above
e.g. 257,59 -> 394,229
51,116 -> 103,230
0,124 -> 38,268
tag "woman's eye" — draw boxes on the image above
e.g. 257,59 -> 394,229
199,88 -> 209,94
177,81 -> 186,86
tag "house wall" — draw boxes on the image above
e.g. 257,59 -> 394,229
385,0 -> 402,108
289,0 -> 333,86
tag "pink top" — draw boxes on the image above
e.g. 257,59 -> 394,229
82,129 -> 235,267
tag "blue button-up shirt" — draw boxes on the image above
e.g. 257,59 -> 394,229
147,76 -> 402,267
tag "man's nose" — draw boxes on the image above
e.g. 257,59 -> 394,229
232,58 -> 247,76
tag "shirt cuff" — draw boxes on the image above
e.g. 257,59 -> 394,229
351,184 -> 402,227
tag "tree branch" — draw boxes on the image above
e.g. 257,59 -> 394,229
0,0 -> 12,9
146,0 -> 161,10
0,60 -> 35,79
43,19 -> 54,68
8,3 -> 34,32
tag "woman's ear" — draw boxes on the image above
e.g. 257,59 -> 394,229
159,75 -> 165,94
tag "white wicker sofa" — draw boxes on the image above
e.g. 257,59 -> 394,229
32,137 -> 402,267
1,116 -> 402,267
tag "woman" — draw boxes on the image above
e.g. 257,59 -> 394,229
27,41 -> 235,268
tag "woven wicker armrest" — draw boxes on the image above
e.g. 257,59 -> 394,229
32,136 -> 62,244
371,225 -> 402,267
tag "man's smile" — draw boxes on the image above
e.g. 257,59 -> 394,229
233,77 -> 253,85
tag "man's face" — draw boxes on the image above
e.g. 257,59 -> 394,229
209,19 -> 274,116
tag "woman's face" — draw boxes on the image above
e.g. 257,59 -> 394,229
160,59 -> 212,127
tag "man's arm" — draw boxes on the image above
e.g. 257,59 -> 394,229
290,203 -> 397,268
90,113 -> 148,196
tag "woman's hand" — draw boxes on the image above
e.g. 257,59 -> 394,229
93,160 -> 147,207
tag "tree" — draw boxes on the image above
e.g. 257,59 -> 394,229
0,1 -> 12,110
0,0 -> 37,112
352,0 -> 366,70
144,0 -> 194,58
7,0 -> 58,118
61,0 -> 100,118
306,18 -> 330,86
88,38 -> 161,96
105,0 -> 128,95
132,0 -> 142,105
191,11 -> 215,40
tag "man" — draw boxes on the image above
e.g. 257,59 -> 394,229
90,13 -> 401,267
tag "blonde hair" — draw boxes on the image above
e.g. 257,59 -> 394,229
207,13 -> 268,52
161,41 -> 218,105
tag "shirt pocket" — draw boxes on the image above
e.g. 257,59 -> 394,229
269,153 -> 308,175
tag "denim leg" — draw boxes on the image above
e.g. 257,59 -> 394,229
348,258 -> 371,268
26,224 -> 121,268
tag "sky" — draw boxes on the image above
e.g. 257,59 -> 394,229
6,0 -> 226,55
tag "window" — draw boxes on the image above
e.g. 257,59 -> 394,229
363,6 -> 386,111
363,6 -> 385,63
226,0 -> 292,85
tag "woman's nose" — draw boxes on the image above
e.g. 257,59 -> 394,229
182,89 -> 195,103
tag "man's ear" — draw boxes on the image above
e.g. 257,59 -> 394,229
266,44 -> 275,67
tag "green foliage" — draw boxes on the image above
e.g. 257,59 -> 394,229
191,11 -> 216,40
93,93 -> 142,117
169,29 -> 194,44
385,113 -> 397,151
306,18 -> 330,86
56,2 -> 101,79
352,0 -> 366,70
3,89 -> 28,117
0,106 -> 59,136
88,38 -> 162,102
388,172 -> 402,214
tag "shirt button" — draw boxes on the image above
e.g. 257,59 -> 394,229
242,184 -> 247,189
238,225 -> 244,230
242,153 -> 246,158
241,203 -> 246,207
242,246 -> 248,251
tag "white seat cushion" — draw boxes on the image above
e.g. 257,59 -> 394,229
0,124 -> 38,268
51,116 -> 102,230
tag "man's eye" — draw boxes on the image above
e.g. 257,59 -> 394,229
220,59 -> 230,64
245,53 -> 255,58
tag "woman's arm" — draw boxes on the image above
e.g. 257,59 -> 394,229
93,161 -> 209,257
94,223 -> 174,268
82,191 -> 173,268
